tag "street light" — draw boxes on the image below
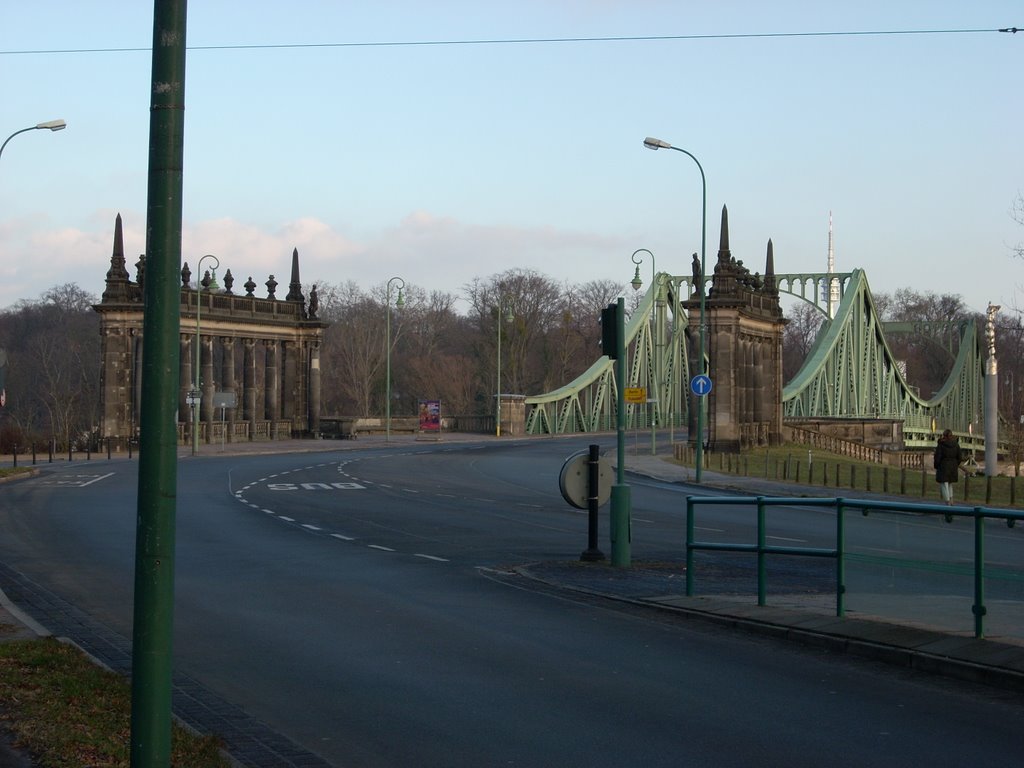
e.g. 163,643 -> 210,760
644,136 -> 707,482
630,247 -> 655,292
192,254 -> 219,456
495,298 -> 514,437
0,119 -> 67,163
385,276 -> 405,442
630,248 -> 658,456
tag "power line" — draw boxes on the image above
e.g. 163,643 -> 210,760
0,26 -> 1019,56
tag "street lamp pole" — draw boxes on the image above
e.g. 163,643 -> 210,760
629,248 -> 658,456
385,277 -> 405,442
192,255 -> 219,456
0,119 -> 66,164
495,298 -> 513,437
643,137 -> 707,482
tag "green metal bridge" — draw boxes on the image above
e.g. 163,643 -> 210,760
525,268 -> 986,451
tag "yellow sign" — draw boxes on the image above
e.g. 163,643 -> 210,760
625,387 -> 646,404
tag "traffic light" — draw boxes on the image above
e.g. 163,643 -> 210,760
600,302 -> 621,359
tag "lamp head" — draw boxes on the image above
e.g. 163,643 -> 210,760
643,136 -> 671,151
631,266 -> 642,292
36,120 -> 66,132
395,288 -> 405,309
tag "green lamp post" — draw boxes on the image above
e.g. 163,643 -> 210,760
385,276 -> 405,442
0,119 -> 66,163
643,137 -> 707,482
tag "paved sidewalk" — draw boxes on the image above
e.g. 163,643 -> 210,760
528,449 -> 1024,693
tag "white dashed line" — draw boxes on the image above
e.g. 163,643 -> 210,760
302,524 -> 322,531
330,533 -> 354,541
279,516 -> 295,522
415,554 -> 449,562
368,545 -> 395,552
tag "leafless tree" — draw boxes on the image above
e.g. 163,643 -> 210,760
782,301 -> 826,381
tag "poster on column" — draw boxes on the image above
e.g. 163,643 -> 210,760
418,399 -> 441,434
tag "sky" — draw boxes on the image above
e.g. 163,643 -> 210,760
1,1 -> 1021,317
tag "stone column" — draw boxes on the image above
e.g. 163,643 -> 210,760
243,338 -> 257,440
264,340 -> 280,426
309,341 -> 321,436
220,336 -> 236,441
282,341 -> 297,423
201,335 -> 215,442
179,333 -> 192,437
132,330 -> 143,439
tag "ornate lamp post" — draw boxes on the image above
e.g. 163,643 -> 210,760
630,248 -> 657,455
0,119 -> 66,163
495,299 -> 514,437
385,276 -> 405,442
643,136 -> 707,481
192,254 -> 219,456
630,247 -> 655,292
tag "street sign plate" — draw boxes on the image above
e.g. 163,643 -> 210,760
690,374 -> 713,397
625,387 -> 646,404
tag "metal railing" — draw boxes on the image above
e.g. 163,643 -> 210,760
685,495 -> 1024,639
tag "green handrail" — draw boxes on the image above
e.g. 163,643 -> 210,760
684,495 -> 1024,638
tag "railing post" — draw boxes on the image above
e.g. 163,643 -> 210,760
836,498 -> 846,618
685,496 -> 695,596
757,497 -> 767,606
973,511 -> 986,639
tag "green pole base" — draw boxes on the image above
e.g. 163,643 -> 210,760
610,483 -> 631,568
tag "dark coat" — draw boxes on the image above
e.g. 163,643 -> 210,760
934,437 -> 962,484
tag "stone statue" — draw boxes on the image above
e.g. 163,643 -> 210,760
308,286 -> 319,319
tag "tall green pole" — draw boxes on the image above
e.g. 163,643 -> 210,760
643,138 -> 707,482
610,297 -> 631,566
131,1 -> 187,766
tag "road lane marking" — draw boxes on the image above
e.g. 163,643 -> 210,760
330,533 -> 354,541
415,554 -> 449,562
279,516 -> 295,522
302,524 -> 321,531
767,535 -> 807,543
368,544 -> 395,552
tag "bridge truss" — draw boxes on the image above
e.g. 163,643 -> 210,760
524,268 -> 987,451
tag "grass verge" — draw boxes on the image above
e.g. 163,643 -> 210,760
0,637 -> 231,767
670,442 -> 1023,508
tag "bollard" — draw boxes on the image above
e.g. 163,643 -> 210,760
107,437 -> 112,460
12,446 -> 17,468
580,444 -> 605,562
31,443 -> 37,465
68,443 -> 73,462
48,438 -> 54,464
985,475 -> 992,505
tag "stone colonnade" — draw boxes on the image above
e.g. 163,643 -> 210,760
94,214 -> 326,448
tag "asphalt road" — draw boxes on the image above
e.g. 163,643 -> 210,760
0,439 -> 1021,767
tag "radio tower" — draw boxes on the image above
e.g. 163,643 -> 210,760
823,211 -> 840,318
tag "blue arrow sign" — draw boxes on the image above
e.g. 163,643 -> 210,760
690,374 -> 713,397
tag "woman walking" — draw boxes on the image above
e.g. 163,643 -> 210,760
933,429 -> 962,505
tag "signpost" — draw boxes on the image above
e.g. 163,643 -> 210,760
690,375 -> 712,469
